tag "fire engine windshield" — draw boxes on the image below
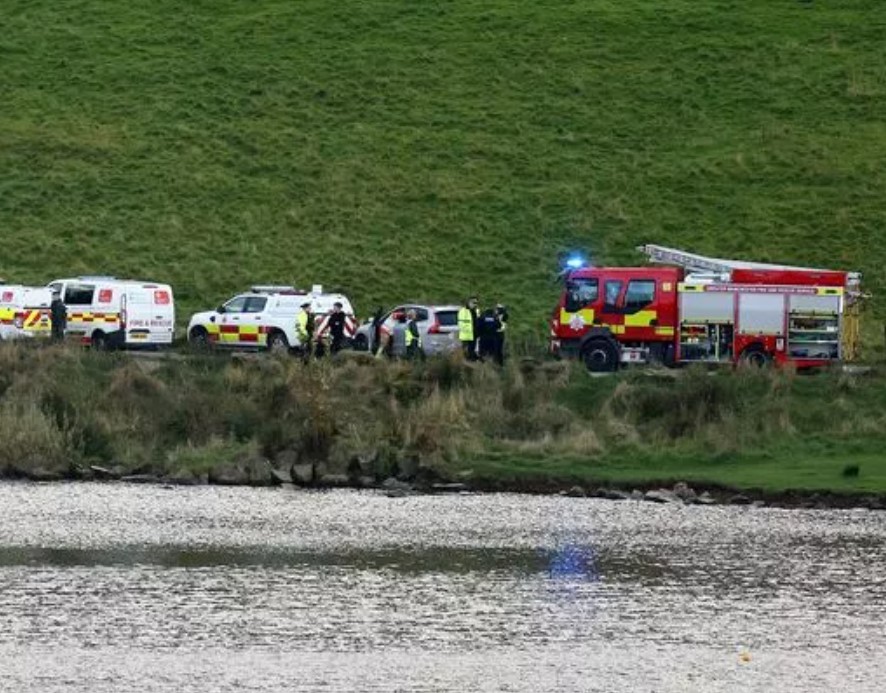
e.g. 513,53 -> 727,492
565,279 -> 598,311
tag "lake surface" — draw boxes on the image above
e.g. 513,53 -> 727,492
0,484 -> 883,692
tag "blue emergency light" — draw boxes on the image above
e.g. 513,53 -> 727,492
565,254 -> 586,270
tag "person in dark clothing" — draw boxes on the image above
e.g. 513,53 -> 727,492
296,302 -> 315,362
493,303 -> 508,366
370,305 -> 384,355
326,302 -> 348,354
404,309 -> 424,361
50,291 -> 66,342
477,308 -> 500,361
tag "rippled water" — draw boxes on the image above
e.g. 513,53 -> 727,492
0,484 -> 884,692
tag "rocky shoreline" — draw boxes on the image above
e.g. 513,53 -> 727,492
4,460 -> 885,511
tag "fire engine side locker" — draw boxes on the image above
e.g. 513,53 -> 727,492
734,291 -> 786,360
678,283 -> 843,366
785,291 -> 842,362
676,285 -> 735,363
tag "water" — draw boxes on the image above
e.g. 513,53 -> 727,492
0,484 -> 884,692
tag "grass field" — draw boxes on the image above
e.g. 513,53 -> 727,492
2,1 -> 885,333
470,450 -> 886,494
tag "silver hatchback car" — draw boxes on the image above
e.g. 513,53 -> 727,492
353,304 -> 461,356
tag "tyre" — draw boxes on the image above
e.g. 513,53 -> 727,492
189,327 -> 211,351
740,345 -> 770,368
581,339 -> 619,373
267,330 -> 290,353
352,334 -> 368,352
91,331 -> 108,351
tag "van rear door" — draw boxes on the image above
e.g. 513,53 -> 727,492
0,287 -> 21,340
125,285 -> 174,346
21,288 -> 52,337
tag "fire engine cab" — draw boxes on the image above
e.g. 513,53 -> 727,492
550,245 -> 864,372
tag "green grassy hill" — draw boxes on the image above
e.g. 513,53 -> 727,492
3,0 -> 884,330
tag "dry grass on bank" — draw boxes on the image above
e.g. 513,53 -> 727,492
0,343 -> 883,490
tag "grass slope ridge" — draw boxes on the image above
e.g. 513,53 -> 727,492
2,1 -> 885,327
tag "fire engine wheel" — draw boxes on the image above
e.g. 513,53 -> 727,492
266,330 -> 290,353
581,340 -> 619,373
740,345 -> 771,368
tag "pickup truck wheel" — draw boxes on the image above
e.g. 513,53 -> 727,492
267,330 -> 290,353
581,339 -> 619,373
189,327 -> 211,350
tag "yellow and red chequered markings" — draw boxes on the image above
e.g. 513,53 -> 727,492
217,324 -> 269,344
68,312 -> 120,324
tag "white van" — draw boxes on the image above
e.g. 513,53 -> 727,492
48,277 -> 175,349
0,285 -> 53,341
187,284 -> 356,351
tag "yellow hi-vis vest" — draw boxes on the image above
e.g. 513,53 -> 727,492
296,311 -> 310,341
405,321 -> 421,348
457,307 -> 474,342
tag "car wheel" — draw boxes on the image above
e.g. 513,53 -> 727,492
353,334 -> 368,352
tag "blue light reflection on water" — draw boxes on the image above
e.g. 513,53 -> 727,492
547,543 -> 600,583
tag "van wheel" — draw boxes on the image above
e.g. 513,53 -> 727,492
267,330 -> 289,353
91,332 -> 109,351
581,339 -> 619,373
740,345 -> 770,368
189,327 -> 211,350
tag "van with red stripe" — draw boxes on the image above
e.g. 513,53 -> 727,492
187,284 -> 356,352
48,277 -> 175,349
0,285 -> 52,341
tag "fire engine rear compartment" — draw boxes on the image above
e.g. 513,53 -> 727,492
677,285 -> 842,364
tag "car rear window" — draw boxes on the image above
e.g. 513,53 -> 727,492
436,310 -> 458,327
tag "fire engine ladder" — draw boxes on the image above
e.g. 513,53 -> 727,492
637,244 -> 867,361
636,243 -> 839,276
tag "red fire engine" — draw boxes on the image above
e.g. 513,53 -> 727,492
550,245 -> 864,372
